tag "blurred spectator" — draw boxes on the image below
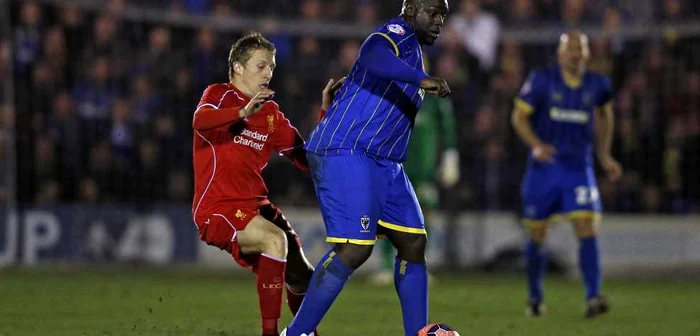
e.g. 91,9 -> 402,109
109,98 -> 137,160
660,0 -> 686,22
82,15 -> 131,84
190,27 -> 226,90
14,1 -> 42,79
448,0 -> 501,73
133,139 -> 167,202
129,74 -> 161,125
356,1 -> 379,26
46,91 -> 82,198
300,0 -> 322,21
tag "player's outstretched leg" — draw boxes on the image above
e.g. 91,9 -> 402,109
385,229 -> 428,336
238,217 -> 289,336
573,218 -> 608,318
284,243 -> 372,336
257,204 -> 318,333
525,223 -> 548,317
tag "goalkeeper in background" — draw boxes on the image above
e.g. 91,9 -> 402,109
372,59 -> 460,285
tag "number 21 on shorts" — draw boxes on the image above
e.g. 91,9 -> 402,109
575,186 -> 599,205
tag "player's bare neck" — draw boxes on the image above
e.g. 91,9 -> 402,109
231,79 -> 253,98
561,66 -> 584,89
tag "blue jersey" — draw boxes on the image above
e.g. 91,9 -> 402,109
305,16 -> 426,162
516,65 -> 613,168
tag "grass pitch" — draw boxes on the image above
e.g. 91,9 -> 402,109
1,267 -> 698,336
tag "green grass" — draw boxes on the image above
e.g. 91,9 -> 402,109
1,267 -> 699,336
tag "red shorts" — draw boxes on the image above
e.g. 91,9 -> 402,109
196,203 -> 301,267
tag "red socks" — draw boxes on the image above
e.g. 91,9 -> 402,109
256,254 -> 286,335
286,286 -> 304,316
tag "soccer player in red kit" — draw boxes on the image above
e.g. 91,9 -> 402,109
191,33 -> 344,336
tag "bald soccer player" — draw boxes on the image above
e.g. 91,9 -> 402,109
512,31 -> 623,318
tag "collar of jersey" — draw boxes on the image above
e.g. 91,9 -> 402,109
225,82 -> 252,103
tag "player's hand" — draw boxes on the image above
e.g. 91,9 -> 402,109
322,77 -> 346,111
420,76 -> 451,98
532,143 -> 556,163
240,89 -> 275,118
599,155 -> 623,182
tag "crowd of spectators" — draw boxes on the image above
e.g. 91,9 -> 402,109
1,0 -> 698,214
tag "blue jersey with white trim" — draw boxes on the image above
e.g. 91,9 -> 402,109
516,65 -> 613,168
305,16 -> 425,162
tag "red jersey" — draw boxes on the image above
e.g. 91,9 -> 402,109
191,83 -> 308,224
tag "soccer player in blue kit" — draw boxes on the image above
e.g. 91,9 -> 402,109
281,1 -> 451,336
511,31 -> 623,318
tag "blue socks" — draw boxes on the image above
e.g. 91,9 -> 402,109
525,239 -> 546,304
579,236 -> 601,300
394,257 -> 428,336
526,236 -> 601,304
286,250 -> 353,336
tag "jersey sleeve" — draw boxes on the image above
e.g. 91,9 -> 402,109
270,107 -> 309,172
192,84 -> 246,130
357,33 -> 427,85
515,71 -> 546,114
596,76 -> 614,107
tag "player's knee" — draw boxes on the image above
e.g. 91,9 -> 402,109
394,233 -> 426,264
261,226 -> 288,259
573,220 -> 598,238
333,243 -> 374,270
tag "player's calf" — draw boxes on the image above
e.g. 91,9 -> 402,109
384,230 -> 429,336
239,217 -> 289,336
573,218 -> 604,306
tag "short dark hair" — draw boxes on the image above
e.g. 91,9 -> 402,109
228,32 -> 276,81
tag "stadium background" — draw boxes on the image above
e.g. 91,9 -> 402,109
1,0 -> 700,335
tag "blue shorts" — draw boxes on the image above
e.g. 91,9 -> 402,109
307,152 -> 426,245
521,162 -> 601,227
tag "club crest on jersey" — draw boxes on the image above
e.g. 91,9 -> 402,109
267,114 -> 275,132
235,209 -> 246,219
387,24 -> 405,35
360,215 -> 370,232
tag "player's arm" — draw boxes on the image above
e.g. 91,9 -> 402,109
595,88 -> 623,181
357,34 -> 450,97
437,97 -> 460,187
511,72 -> 556,162
192,87 -> 274,130
511,103 -> 555,162
595,102 -> 615,160
271,111 -> 309,172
